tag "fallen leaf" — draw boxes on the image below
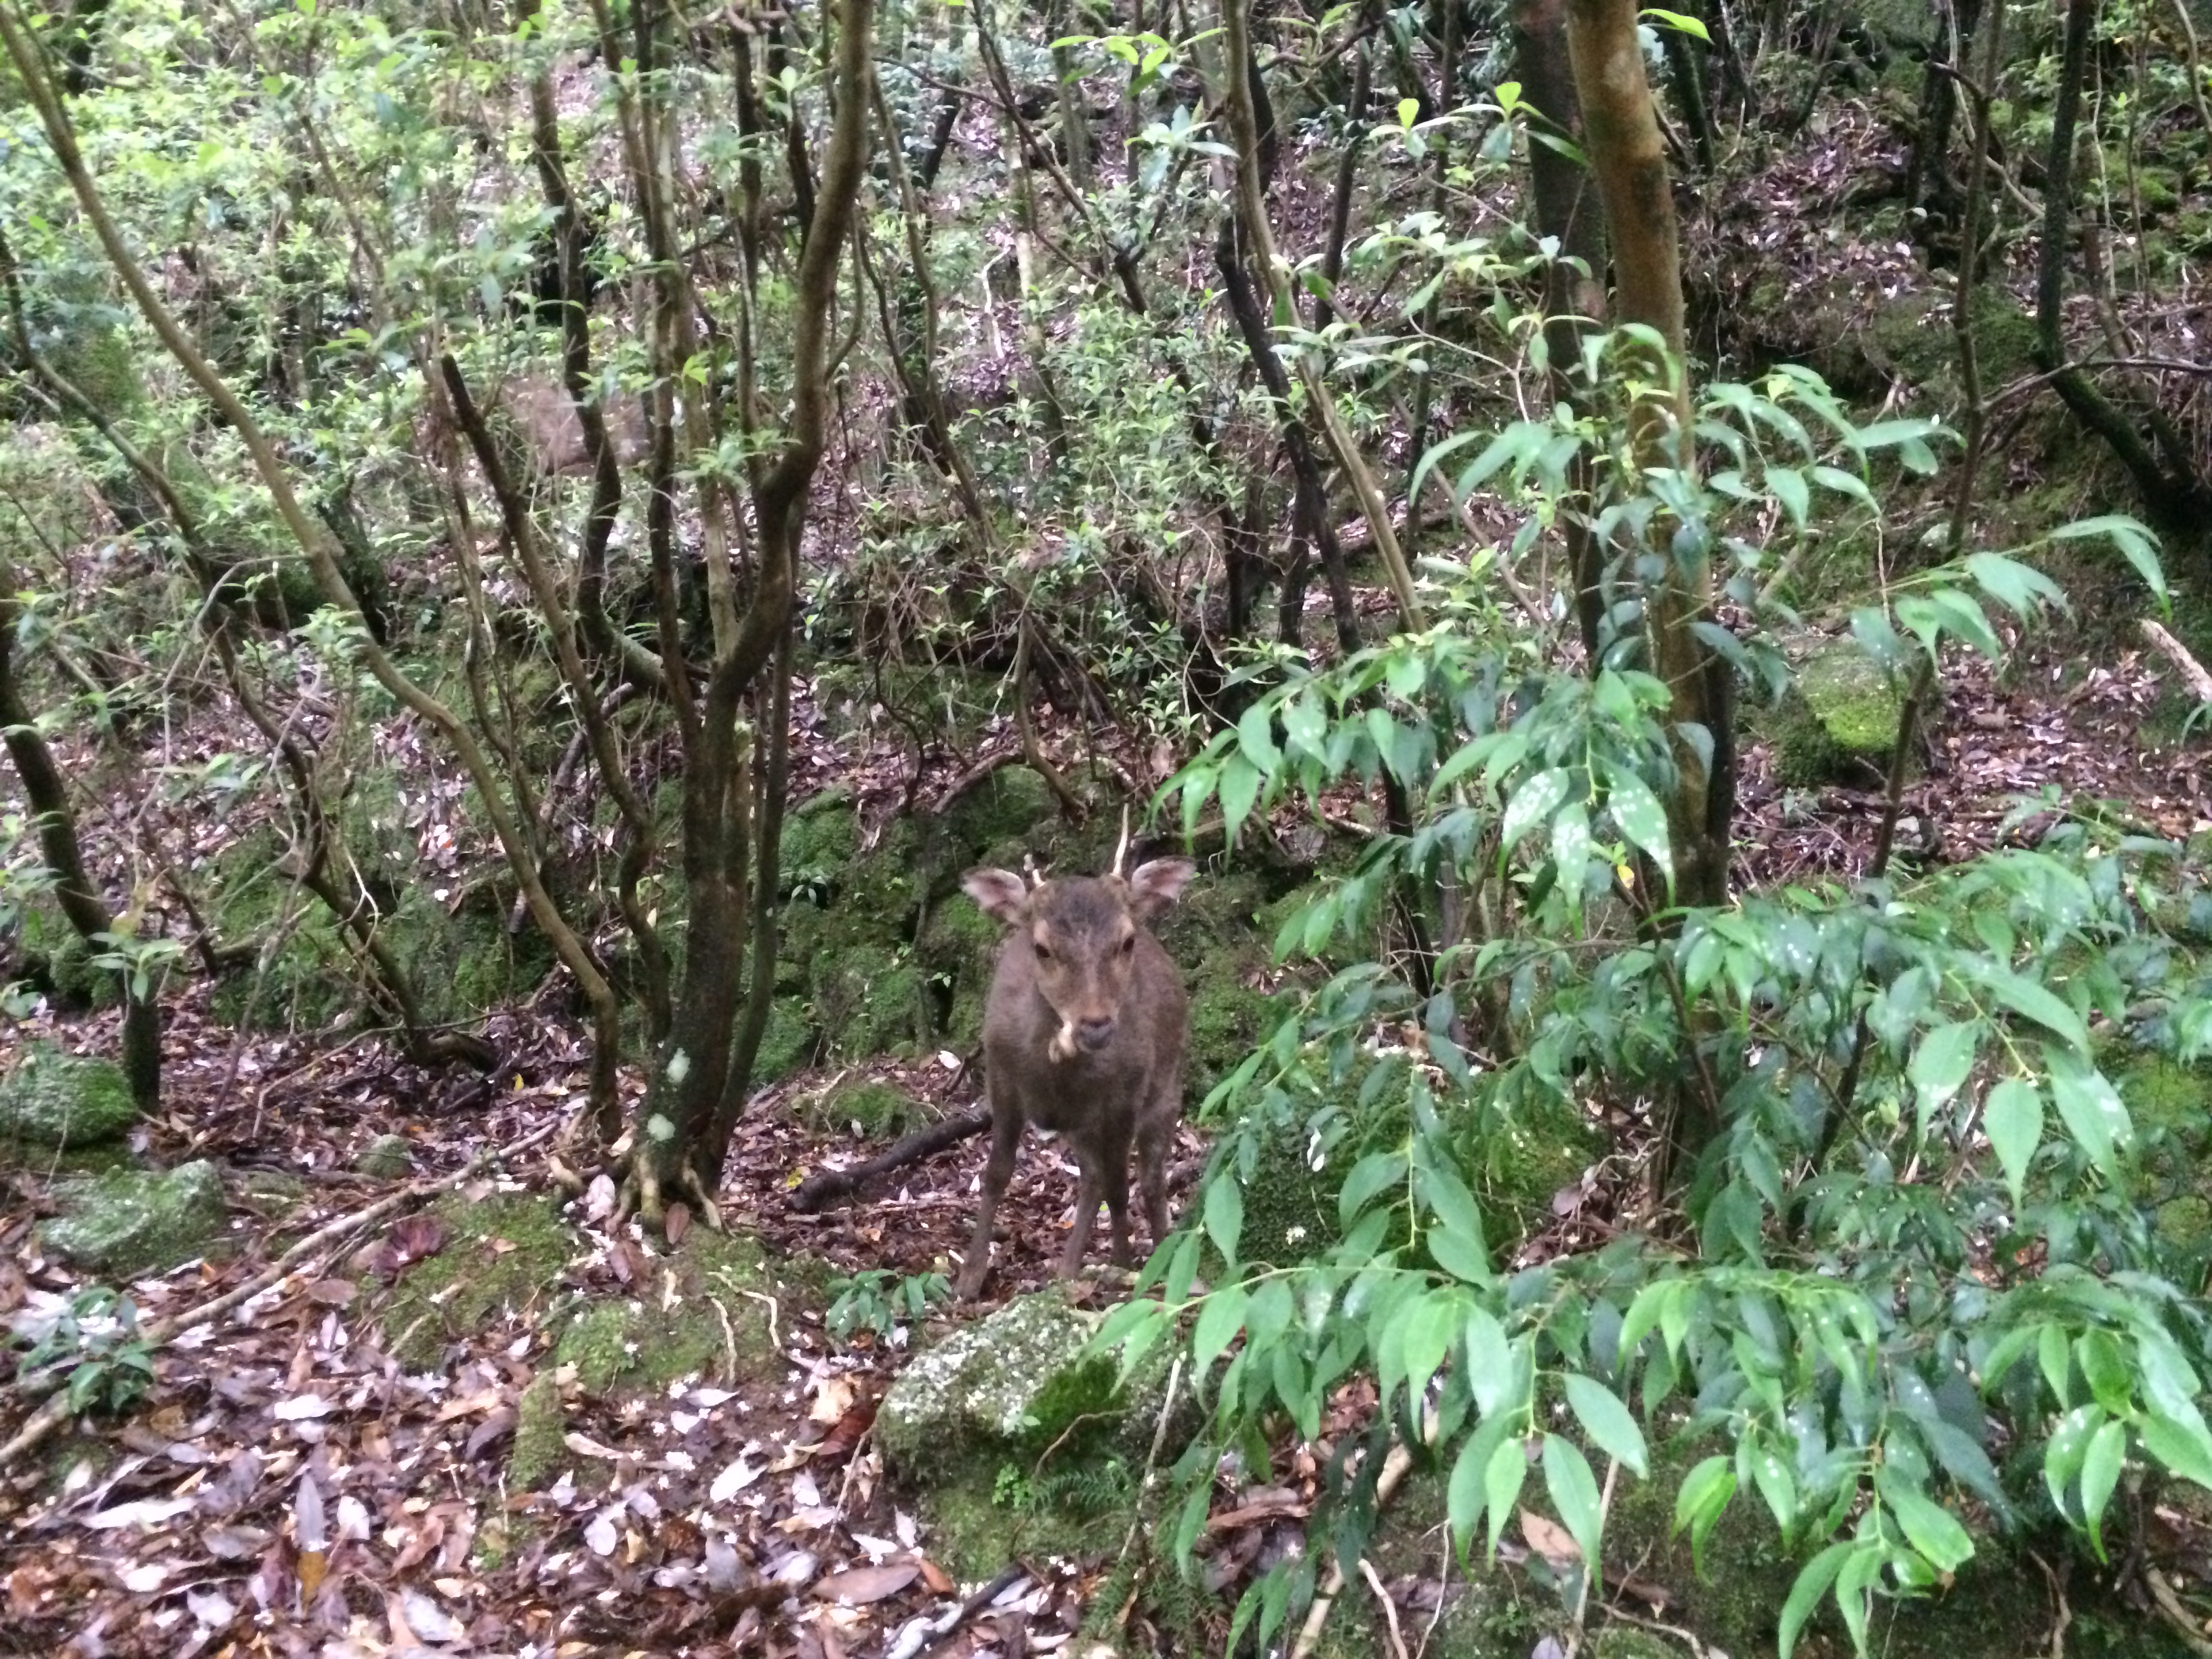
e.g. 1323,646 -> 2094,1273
811,1561 -> 920,1605
1518,1509 -> 1579,1571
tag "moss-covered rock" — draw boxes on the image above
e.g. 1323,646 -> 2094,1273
0,1044 -> 138,1149
379,1192 -> 579,1368
812,941 -> 924,1061
917,894 -> 1003,1047
1776,644 -> 1905,786
552,1230 -> 785,1393
40,1161 -> 226,1277
381,1190 -> 790,1387
802,1078 -> 924,1137
880,1289 -> 1157,1471
753,997 -> 817,1084
355,1133 -> 413,1180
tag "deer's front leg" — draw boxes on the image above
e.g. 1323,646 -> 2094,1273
958,1107 -> 1024,1300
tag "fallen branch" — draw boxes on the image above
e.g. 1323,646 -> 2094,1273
2142,619 -> 2212,706
0,1118 -> 558,1471
787,1108 -> 991,1212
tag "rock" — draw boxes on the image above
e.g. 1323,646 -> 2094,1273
878,1290 -> 1162,1471
0,1044 -> 138,1149
41,1161 -> 227,1277
801,1078 -> 923,1138
1776,643 -> 1905,787
356,1133 -> 413,1180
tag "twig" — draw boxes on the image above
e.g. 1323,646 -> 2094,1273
2142,620 -> 2212,705
2144,1566 -> 2212,1657
1357,1557 -> 1412,1659
787,1108 -> 991,1212
920,1565 -> 1030,1658
1113,1355 -> 1187,1578
0,1118 -> 558,1469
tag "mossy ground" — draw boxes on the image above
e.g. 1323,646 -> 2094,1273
380,1189 -> 792,1389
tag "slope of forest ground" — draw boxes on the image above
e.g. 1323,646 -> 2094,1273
6,0 -> 2212,1655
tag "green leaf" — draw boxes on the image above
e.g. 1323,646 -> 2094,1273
1483,1433 -> 1528,1559
2047,514 -> 2165,602
1748,1442 -> 1797,1532
1549,802 -> 1592,901
1767,464 -> 1809,528
1909,1021 -> 1979,1139
1604,766 -> 1672,877
1673,1455 -> 1736,1578
1338,1150 -> 1408,1229
1967,962 -> 2089,1052
1402,1292 -> 1458,1415
1236,702 -> 1281,773
2047,1052 -> 2131,1174
1778,1542 -> 1853,1659
1204,1173 -> 1244,1267
1877,1474 -> 1974,1573
1983,1078 -> 2042,1208
1283,689 -> 1326,760
1397,96 -> 1419,127
1218,754 -> 1263,846
2045,1403 -> 2105,1518
1464,1307 -> 1512,1416
1430,1223 -> 1491,1285
1639,6 -> 1709,41
2081,1419 -> 2126,1559
1502,767 -> 1572,852
1563,1374 -> 1648,1478
1191,1285 -> 1249,1378
2139,1411 -> 2212,1488
1541,1433 -> 1603,1570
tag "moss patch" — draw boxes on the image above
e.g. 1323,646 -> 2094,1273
40,1161 -> 228,1277
508,1370 -> 568,1490
1776,644 -> 1905,786
0,1044 -> 138,1150
800,1078 -> 924,1138
380,1189 -> 790,1387
380,1191 -> 579,1369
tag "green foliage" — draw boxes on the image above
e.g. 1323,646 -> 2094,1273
1090,342 -> 2203,1656
825,1267 -> 951,1340
12,1286 -> 157,1416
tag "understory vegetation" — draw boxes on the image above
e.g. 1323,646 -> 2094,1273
3,0 -> 2212,1653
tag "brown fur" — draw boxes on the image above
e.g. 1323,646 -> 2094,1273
955,857 -> 1195,1298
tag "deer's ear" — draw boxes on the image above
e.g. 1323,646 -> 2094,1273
1125,858 -> 1196,920
962,867 -> 1031,924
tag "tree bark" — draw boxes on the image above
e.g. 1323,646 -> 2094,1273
1513,0 -> 1609,660
0,564 -> 160,1105
1565,0 -> 1733,1183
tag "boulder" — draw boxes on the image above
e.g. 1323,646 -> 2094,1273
41,1161 -> 227,1277
0,1044 -> 137,1149
878,1290 -> 1162,1471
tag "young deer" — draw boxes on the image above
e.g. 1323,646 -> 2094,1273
955,855 -> 1195,1299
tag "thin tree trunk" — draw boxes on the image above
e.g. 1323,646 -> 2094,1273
0,562 -> 160,1105
1565,0 -> 1734,1179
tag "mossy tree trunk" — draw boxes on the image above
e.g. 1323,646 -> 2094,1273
615,0 -> 877,1220
1564,0 -> 1735,1178
0,561 -> 160,1107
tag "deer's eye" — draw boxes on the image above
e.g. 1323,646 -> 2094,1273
1120,935 -> 1136,956
1033,942 -> 1053,962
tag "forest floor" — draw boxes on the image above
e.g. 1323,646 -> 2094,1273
7,611 -> 2212,1659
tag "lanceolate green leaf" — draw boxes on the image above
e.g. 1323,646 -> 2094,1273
1563,1373 -> 1648,1477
